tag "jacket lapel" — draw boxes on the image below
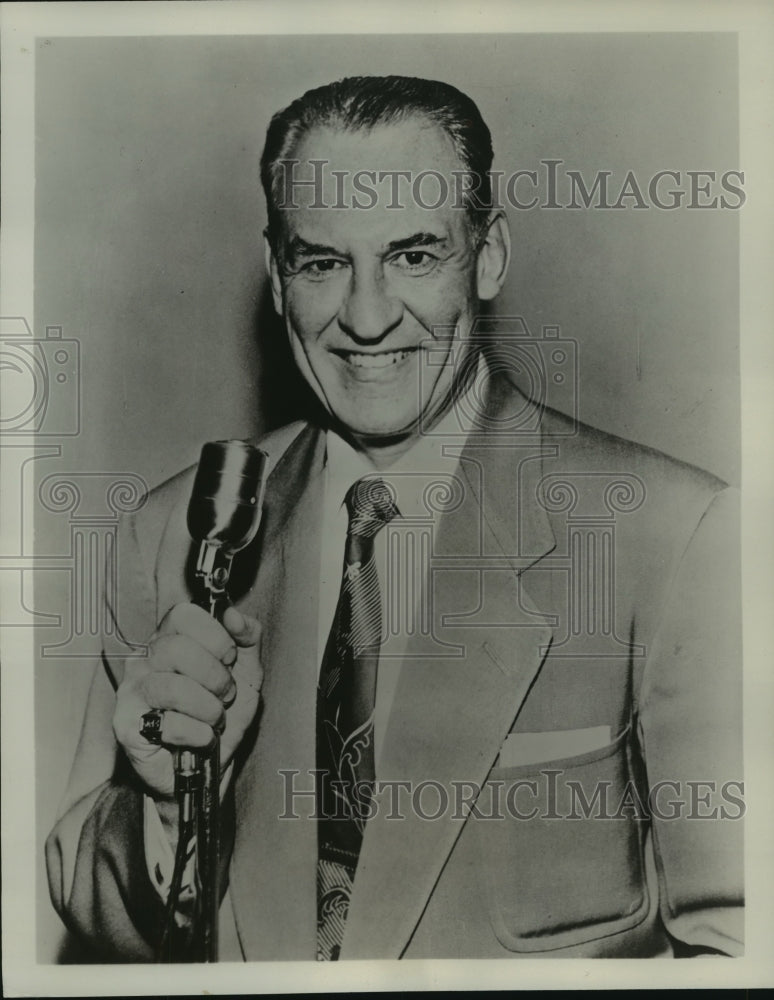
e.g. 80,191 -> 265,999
341,377 -> 556,958
228,425 -> 325,959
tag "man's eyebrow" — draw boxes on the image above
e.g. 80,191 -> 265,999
384,232 -> 448,254
285,236 -> 345,260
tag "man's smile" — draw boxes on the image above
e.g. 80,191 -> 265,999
331,346 -> 419,371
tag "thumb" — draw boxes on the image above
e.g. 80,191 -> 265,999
221,605 -> 262,648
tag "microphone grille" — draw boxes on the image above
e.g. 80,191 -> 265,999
187,439 -> 268,551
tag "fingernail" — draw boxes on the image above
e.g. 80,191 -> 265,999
231,610 -> 246,633
224,680 -> 238,706
223,645 -> 237,667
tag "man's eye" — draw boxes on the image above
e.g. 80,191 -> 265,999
392,250 -> 437,273
301,259 -> 346,278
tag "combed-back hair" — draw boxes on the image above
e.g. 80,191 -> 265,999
260,75 -> 494,250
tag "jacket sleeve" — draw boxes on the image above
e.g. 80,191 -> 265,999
45,509 -> 164,962
638,484 -> 744,955
45,425 -> 304,960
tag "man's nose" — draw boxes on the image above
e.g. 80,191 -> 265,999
337,269 -> 403,344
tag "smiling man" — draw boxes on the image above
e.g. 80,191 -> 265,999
261,88 -> 510,462
47,76 -> 743,962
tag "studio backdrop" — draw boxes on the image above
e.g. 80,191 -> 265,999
30,32 -> 739,961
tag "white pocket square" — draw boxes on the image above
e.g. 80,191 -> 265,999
496,725 -> 612,768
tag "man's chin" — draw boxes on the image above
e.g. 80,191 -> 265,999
328,395 -> 457,454
330,413 -> 420,451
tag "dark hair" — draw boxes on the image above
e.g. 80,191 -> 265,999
260,75 -> 494,249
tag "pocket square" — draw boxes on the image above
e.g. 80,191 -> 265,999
496,725 -> 612,768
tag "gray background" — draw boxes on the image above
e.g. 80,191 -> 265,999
33,33 -> 739,960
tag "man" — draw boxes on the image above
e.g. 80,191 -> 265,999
46,76 -> 743,961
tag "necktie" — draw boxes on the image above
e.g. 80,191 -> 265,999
316,475 -> 398,961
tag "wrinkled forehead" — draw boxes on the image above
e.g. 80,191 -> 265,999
271,120 -> 475,248
288,118 -> 463,181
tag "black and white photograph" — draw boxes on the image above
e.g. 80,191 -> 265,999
1,0 -> 772,993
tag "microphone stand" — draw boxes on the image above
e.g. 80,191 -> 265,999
177,544 -> 231,962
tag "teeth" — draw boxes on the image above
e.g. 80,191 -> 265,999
343,349 -> 413,368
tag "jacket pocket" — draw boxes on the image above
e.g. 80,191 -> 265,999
474,725 -> 650,952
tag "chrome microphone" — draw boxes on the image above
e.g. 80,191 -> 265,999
187,440 -> 268,620
162,440 -> 267,963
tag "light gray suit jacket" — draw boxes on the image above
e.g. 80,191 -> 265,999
47,374 -> 743,960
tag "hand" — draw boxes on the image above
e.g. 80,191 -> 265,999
112,602 -> 263,800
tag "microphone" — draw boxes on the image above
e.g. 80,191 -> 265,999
161,440 -> 267,964
187,440 -> 268,620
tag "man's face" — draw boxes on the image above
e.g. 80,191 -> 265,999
266,118 -> 509,459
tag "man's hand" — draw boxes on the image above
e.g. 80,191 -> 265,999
113,602 -> 263,800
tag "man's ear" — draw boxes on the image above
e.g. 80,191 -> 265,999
263,231 -> 284,315
476,211 -> 511,302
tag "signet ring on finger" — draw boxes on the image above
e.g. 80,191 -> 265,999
140,709 -> 165,745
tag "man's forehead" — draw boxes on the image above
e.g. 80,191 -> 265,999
279,196 -> 458,254
275,119 -> 472,250
291,118 -> 462,175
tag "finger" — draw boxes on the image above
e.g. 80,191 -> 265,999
155,709 -> 216,750
143,672 -> 226,732
150,633 -> 236,702
113,684 -> 155,749
221,607 -> 262,648
157,602 -> 237,664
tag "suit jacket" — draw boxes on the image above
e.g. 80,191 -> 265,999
46,374 -> 743,960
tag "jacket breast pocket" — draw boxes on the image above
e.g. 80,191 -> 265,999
474,725 -> 650,952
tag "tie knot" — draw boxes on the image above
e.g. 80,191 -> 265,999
345,476 -> 399,538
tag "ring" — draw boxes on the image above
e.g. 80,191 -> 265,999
140,709 -> 165,745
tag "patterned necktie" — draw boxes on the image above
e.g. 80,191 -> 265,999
316,475 -> 398,961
